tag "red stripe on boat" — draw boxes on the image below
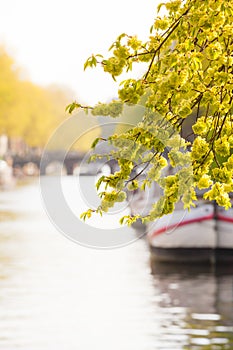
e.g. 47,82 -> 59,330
217,214 -> 233,223
149,214 -> 214,238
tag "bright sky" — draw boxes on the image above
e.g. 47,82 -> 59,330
0,0 -> 160,104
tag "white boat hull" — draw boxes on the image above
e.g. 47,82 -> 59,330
147,204 -> 233,263
215,207 -> 233,262
216,207 -> 233,248
147,204 -> 216,262
128,182 -> 233,262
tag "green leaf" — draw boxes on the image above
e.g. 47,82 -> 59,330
157,2 -> 166,13
96,176 -> 106,191
91,137 -> 101,149
65,102 -> 81,114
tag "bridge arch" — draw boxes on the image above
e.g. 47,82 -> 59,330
44,161 -> 68,176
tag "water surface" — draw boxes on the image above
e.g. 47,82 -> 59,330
0,177 -> 232,349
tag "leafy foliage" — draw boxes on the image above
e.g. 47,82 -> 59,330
68,0 -> 233,222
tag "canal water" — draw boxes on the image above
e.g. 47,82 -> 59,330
0,177 -> 232,350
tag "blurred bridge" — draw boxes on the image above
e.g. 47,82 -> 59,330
12,150 -> 84,175
12,150 -> 118,176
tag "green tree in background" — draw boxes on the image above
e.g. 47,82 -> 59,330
68,0 -> 233,224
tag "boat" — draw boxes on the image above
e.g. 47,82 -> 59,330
147,202 -> 216,263
147,202 -> 233,263
215,206 -> 233,262
127,182 -> 233,262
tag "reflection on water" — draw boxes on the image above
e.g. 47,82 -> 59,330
150,262 -> 233,349
0,177 -> 232,349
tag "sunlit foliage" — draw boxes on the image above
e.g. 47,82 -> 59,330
68,0 -> 233,223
